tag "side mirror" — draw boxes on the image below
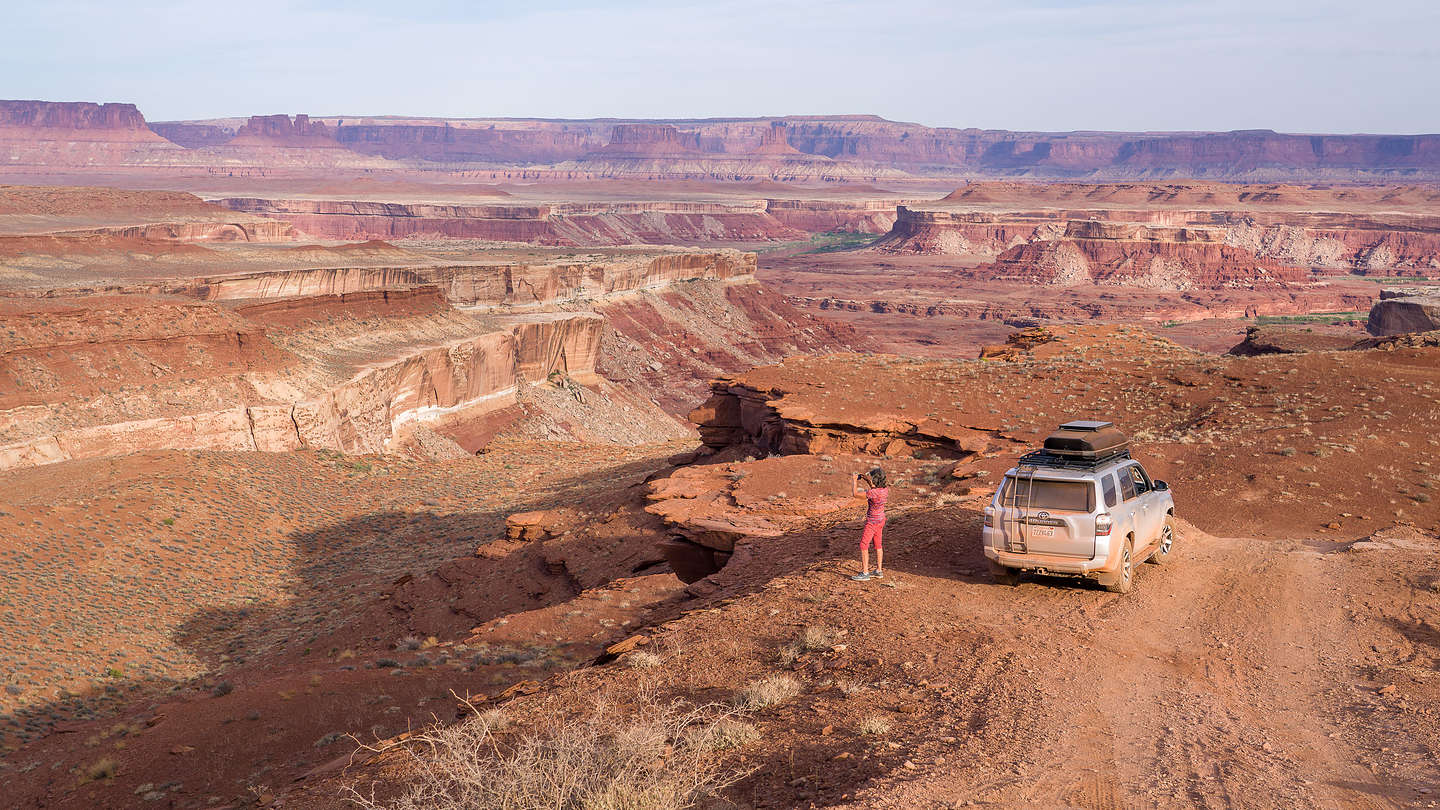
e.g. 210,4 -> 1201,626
1154,480 -> 1169,491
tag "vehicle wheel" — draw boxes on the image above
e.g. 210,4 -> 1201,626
1146,516 -> 1175,565
1103,537 -> 1135,594
988,559 -> 1020,586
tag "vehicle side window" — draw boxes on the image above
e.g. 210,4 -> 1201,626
1119,470 -> 1138,501
1102,474 -> 1118,508
1128,465 -> 1152,495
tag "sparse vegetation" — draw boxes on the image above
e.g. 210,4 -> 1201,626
83,757 -> 118,782
802,231 -> 880,254
734,675 -> 802,710
858,715 -> 892,735
626,650 -> 664,668
687,718 -> 760,752
778,625 -> 837,666
345,700 -> 753,810
1255,311 -> 1367,325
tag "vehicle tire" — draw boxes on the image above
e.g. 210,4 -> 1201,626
1146,515 -> 1175,565
988,559 -> 1020,586
1103,537 -> 1135,594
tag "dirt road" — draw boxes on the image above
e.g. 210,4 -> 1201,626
820,518 -> 1440,809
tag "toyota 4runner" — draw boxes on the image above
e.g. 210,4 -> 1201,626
982,420 -> 1175,593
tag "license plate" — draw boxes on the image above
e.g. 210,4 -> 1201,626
1030,526 -> 1056,538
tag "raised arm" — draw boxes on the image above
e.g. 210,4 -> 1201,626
852,473 -> 868,497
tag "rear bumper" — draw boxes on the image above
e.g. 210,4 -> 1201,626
984,547 -> 1104,575
982,526 -> 1113,575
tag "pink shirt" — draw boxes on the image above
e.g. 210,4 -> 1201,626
864,487 -> 889,524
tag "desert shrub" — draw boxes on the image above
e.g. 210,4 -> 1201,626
84,757 -> 118,781
626,650 -> 664,669
345,701 -> 751,810
734,675 -> 801,710
796,625 -> 836,651
687,719 -> 760,752
778,626 -> 836,666
857,715 -> 892,735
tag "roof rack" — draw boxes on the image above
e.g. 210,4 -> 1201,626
1016,448 -> 1131,472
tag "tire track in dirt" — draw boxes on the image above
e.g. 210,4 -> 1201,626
832,517 -> 1434,809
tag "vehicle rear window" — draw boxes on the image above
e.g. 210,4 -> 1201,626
1102,474 -> 1118,508
1001,476 -> 1094,512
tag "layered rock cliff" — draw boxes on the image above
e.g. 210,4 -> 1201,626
10,101 -> 1440,178
0,298 -> 606,470
193,250 -> 756,308
875,185 -> 1440,279
217,197 -> 808,245
0,100 -> 184,168
0,100 -> 152,132
966,228 -> 1308,290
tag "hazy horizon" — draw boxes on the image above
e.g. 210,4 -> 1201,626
6,0 -> 1439,134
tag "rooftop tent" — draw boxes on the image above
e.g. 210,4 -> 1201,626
1041,420 -> 1129,461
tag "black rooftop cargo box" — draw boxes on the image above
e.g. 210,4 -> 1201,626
1042,420 -> 1129,460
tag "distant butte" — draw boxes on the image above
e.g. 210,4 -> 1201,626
3,100 -> 1440,180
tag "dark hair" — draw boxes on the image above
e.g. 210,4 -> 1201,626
867,467 -> 887,488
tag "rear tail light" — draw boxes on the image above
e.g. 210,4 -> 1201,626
984,508 -> 995,528
1095,513 -> 1113,537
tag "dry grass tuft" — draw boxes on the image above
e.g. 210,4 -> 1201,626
686,718 -> 760,752
626,650 -> 664,669
734,675 -> 802,710
778,625 -> 837,666
858,714 -> 892,735
345,699 -> 751,810
83,757 -> 118,781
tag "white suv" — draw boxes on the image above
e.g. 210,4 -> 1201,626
981,421 -> 1175,594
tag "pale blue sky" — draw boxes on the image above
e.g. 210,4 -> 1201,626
4,0 -> 1437,133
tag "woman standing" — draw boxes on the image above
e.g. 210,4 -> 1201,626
850,467 -> 889,581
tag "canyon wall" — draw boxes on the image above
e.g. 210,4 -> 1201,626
968,235 -> 1309,289
0,306 -> 605,470
876,200 -> 1440,279
777,119 -> 1440,176
194,250 -> 756,308
762,198 -> 903,233
217,197 -> 809,245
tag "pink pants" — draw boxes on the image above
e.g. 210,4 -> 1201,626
860,521 -> 884,551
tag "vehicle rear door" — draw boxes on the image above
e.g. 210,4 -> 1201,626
1123,463 -> 1164,547
999,474 -> 1096,558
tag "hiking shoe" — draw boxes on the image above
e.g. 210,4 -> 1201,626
849,573 -> 872,582
872,569 -> 884,579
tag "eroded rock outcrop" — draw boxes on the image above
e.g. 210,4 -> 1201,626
1368,291 -> 1440,335
876,185 -> 1440,279
689,371 -> 998,459
968,231 -> 1308,290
